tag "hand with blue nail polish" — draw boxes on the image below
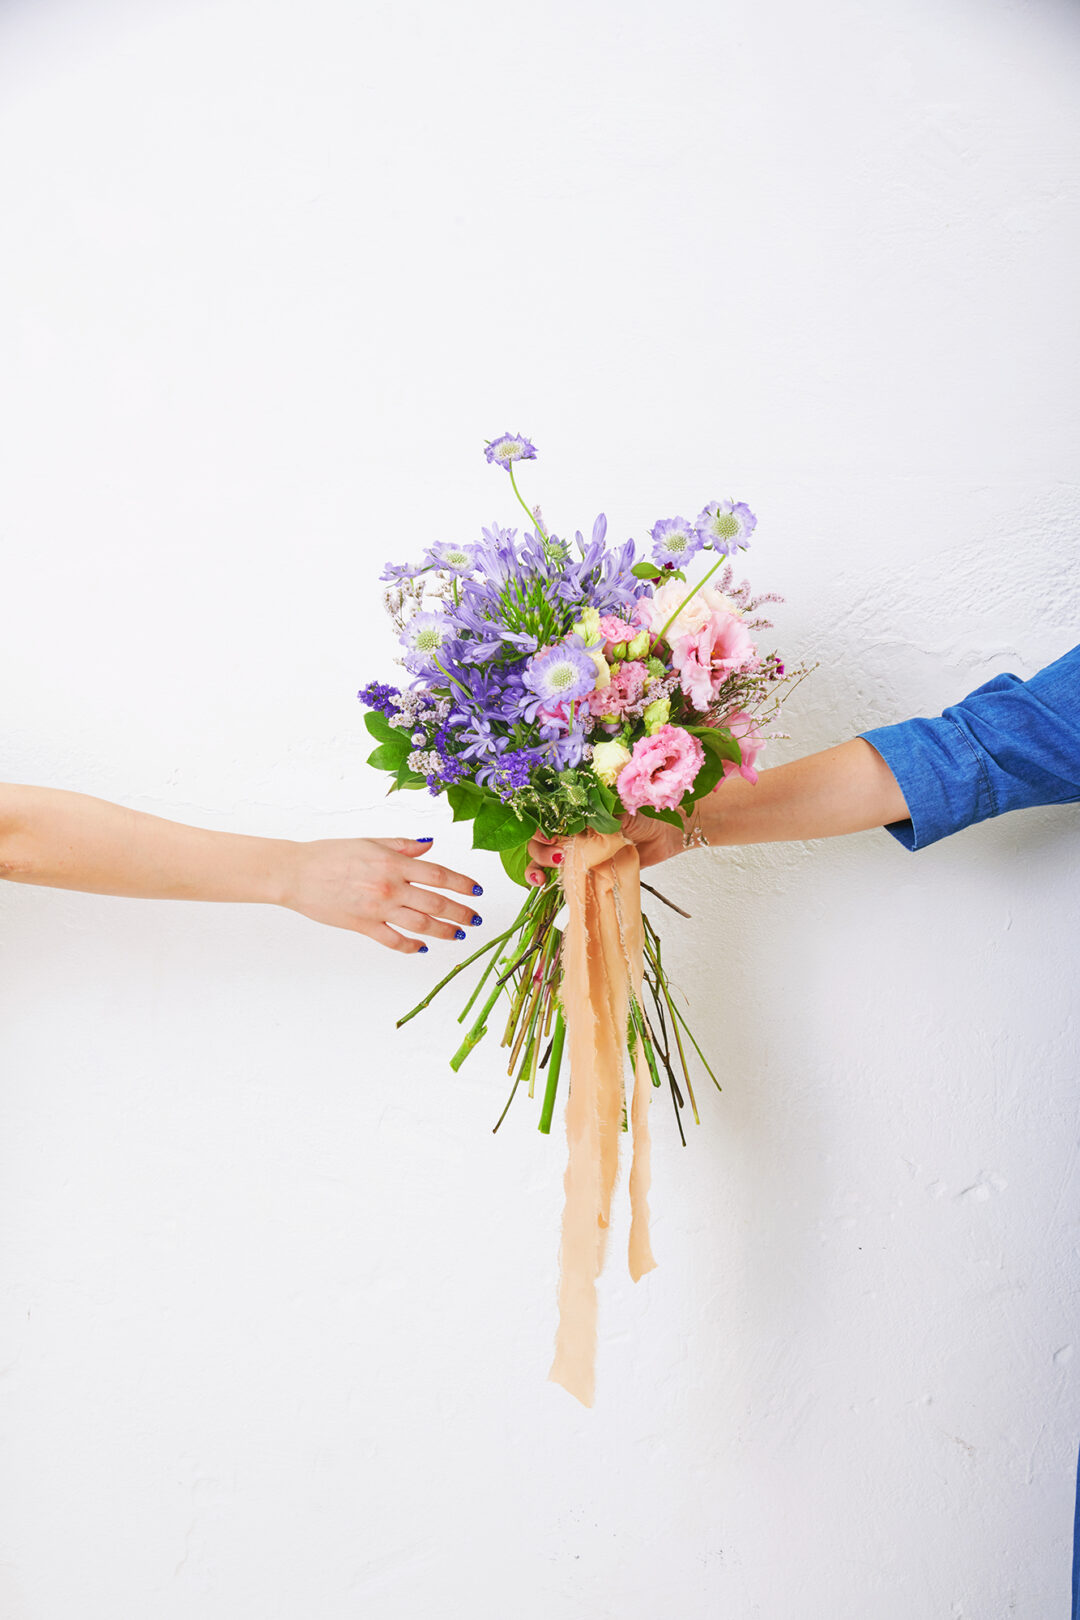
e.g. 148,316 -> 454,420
280,835 -> 484,955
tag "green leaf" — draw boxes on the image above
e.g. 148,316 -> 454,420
367,740 -> 410,772
682,726 -> 741,806
631,561 -> 661,580
586,785 -> 621,834
640,805 -> 684,830
364,710 -> 402,746
686,724 -> 741,765
447,781 -> 485,823
394,763 -> 427,790
500,842 -> 534,889
473,800 -> 538,852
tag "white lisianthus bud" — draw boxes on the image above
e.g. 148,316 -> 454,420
591,739 -> 633,787
586,647 -> 611,689
626,629 -> 651,660
573,607 -> 603,647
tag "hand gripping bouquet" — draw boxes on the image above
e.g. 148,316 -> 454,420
359,433 -> 803,1404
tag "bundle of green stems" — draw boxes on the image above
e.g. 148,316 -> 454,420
396,877 -> 719,1140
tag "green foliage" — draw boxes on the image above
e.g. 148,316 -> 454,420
446,781 -> 485,822
631,560 -> 662,580
473,800 -> 539,852
681,725 -> 741,805
363,710 -> 403,746
640,805 -> 684,830
367,741 -> 408,771
500,841 -> 534,888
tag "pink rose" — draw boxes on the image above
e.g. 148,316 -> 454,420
719,708 -> 765,784
615,724 -> 705,813
670,609 -> 756,710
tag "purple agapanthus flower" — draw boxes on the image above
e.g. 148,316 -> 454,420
649,517 -> 705,569
399,611 -> 459,673
522,638 -> 598,707
484,432 -> 538,471
696,499 -> 756,555
423,540 -> 476,576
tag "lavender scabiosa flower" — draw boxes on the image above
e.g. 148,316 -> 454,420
696,499 -> 757,555
484,432 -> 538,470
522,639 -> 598,707
423,541 -> 476,576
380,560 -> 421,583
650,516 -> 705,569
399,611 -> 459,674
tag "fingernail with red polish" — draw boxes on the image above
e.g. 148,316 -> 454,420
551,851 -> 564,866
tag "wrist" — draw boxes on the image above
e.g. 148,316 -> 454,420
264,839 -> 304,910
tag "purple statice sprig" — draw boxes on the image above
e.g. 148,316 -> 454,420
357,680 -> 401,715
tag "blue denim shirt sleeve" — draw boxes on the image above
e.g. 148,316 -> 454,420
858,643 -> 1080,851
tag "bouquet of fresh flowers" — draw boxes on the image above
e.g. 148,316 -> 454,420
359,432 -> 801,1403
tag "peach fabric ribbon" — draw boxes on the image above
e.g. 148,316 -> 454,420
548,829 -> 657,1407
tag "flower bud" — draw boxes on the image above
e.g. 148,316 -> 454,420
591,738 -> 633,787
573,607 -> 602,647
586,647 -> 611,689
627,629 -> 651,660
642,698 -> 670,735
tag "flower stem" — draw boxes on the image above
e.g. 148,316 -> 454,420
655,553 -> 724,643
537,1011 -> 566,1134
508,463 -> 548,540
431,654 -> 470,700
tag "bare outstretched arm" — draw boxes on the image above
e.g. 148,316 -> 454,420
0,783 -> 483,954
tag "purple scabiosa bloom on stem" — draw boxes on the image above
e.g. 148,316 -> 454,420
696,499 -> 757,555
399,611 -> 458,673
650,516 -> 705,569
523,639 -> 598,707
380,560 -> 420,583
484,432 -> 538,470
423,540 -> 476,576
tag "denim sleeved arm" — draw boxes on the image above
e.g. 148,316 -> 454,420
858,643 -> 1080,851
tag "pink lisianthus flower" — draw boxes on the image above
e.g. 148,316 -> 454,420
587,659 -> 648,717
718,709 -> 765,784
616,724 -> 705,813
670,609 -> 756,711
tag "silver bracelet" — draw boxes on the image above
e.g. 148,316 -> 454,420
681,807 -> 710,851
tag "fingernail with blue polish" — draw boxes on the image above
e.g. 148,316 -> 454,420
454,928 -> 466,941
472,884 -> 484,896
418,944 -> 428,953
471,914 -> 483,927
416,836 -> 433,843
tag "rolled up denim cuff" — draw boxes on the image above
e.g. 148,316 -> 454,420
859,716 -> 994,851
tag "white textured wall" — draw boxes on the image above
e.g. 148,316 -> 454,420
2,1 -> 1078,1615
